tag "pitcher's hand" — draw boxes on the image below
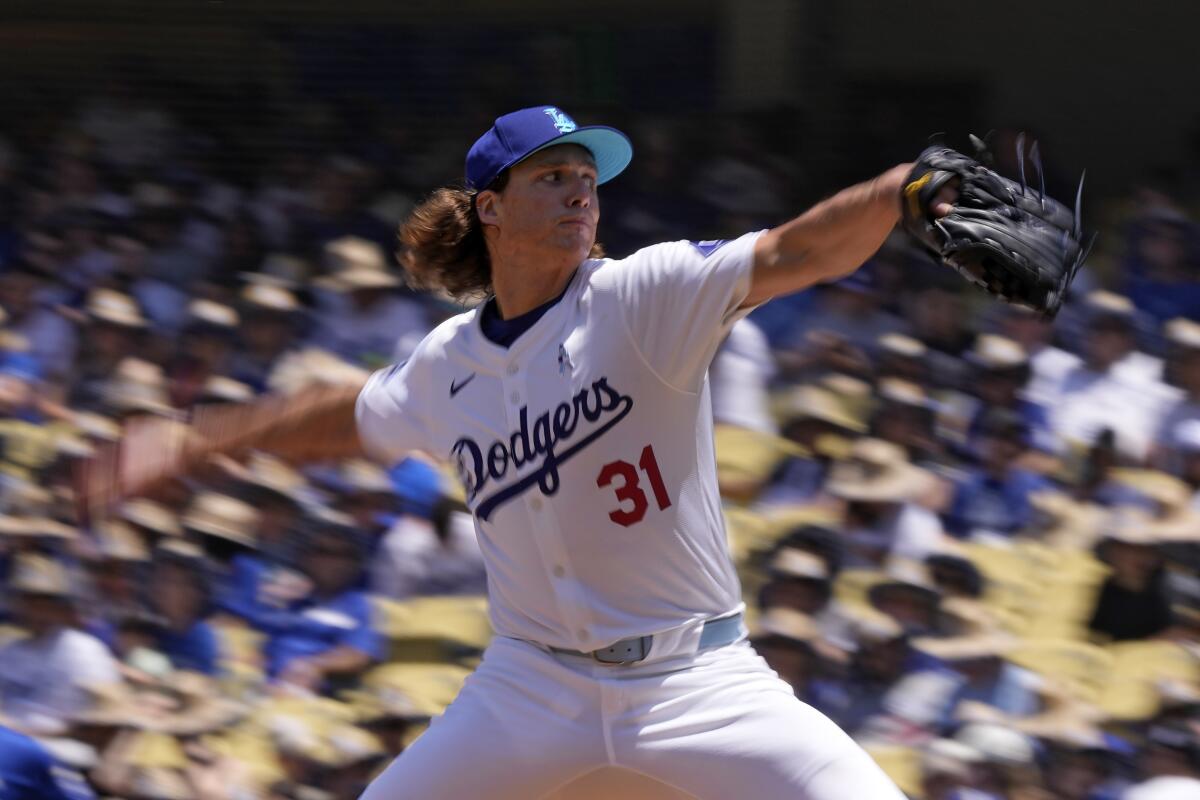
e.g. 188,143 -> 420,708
76,415 -> 199,524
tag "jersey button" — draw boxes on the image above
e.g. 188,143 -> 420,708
529,497 -> 542,511
552,565 -> 565,578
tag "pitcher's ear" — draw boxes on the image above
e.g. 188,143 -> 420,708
475,190 -> 500,226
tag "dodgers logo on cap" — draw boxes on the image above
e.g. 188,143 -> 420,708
544,107 -> 577,134
465,105 -> 633,191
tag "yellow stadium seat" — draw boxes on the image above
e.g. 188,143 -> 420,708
372,595 -> 492,662
726,503 -> 838,570
960,542 -> 1107,640
124,731 -> 190,769
207,727 -> 286,788
713,424 -> 805,502
1098,640 -> 1200,721
723,505 -> 769,566
360,662 -> 473,717
863,744 -> 923,798
211,618 -> 266,666
1009,639 -> 1113,704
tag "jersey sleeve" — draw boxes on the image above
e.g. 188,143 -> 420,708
605,231 -> 765,393
355,349 -> 437,466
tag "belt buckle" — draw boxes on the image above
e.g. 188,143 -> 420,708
591,635 -> 651,665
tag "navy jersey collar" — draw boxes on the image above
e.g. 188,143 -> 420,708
480,270 -> 577,348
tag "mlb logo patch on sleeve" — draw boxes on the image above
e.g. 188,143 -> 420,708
689,240 -> 732,258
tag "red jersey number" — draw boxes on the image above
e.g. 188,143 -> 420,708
596,444 -> 672,527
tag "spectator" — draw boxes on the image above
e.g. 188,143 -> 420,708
1087,510 -> 1174,642
1124,209 -> 1200,328
758,547 -> 839,645
925,550 -> 986,601
65,289 -> 149,412
962,335 -> 1056,458
867,560 -> 943,635
912,600 -> 1041,729
777,268 -> 909,379
824,438 -> 948,565
951,723 -> 1041,800
1051,292 -> 1173,460
53,207 -> 119,294
0,554 -> 120,731
116,498 -> 182,549
808,612 -> 913,737
113,227 -> 189,335
1154,318 -> 1200,458
906,278 -> 977,390
98,357 -> 175,420
230,277 -> 305,392
771,524 -> 846,580
0,261 -> 77,380
372,458 -> 485,598
996,303 -> 1081,410
222,452 -> 310,567
1038,730 -> 1122,800
1074,428 -> 1156,509
309,237 -> 430,368
166,299 -> 239,408
180,491 -> 278,624
920,738 -> 987,800
877,333 -> 931,386
263,513 -> 383,690
945,410 -> 1052,540
84,520 -> 149,634
320,458 -> 400,543
757,384 -> 865,506
1165,421 -> 1200,509
750,607 -> 818,696
870,378 -> 946,467
146,541 -> 219,675
131,183 -> 211,303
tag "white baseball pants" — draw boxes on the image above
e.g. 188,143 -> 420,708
359,636 -> 904,799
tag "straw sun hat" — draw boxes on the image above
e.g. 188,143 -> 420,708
824,438 -> 935,503
181,492 -> 260,549
316,237 -> 400,292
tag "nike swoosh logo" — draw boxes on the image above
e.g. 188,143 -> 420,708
450,373 -> 477,397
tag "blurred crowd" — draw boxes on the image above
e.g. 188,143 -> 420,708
0,69 -> 1199,800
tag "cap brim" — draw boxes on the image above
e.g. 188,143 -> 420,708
523,126 -> 633,185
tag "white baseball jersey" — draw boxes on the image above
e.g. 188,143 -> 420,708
357,232 -> 762,651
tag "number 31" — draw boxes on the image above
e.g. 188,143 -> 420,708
596,444 -> 672,527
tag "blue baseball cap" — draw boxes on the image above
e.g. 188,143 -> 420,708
389,457 -> 445,520
465,105 -> 633,191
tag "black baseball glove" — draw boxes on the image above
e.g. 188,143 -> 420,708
900,134 -> 1092,316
